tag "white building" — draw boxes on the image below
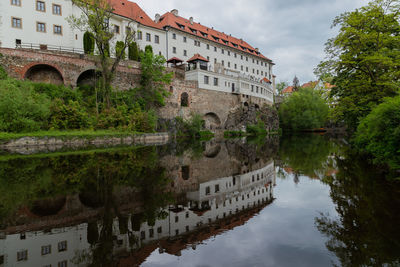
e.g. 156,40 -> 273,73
0,0 -> 275,101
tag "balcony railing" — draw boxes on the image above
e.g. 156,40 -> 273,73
16,43 -> 84,54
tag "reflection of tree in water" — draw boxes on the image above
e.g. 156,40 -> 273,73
278,134 -> 337,181
316,154 -> 400,267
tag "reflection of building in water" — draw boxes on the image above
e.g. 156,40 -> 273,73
0,160 -> 275,267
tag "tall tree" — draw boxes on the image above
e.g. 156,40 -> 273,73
276,81 -> 289,95
68,0 -> 135,108
316,0 -> 400,131
292,76 -> 300,92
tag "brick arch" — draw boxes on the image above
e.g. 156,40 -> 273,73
76,68 -> 102,87
23,62 -> 65,85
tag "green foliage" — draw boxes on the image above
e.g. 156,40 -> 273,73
115,41 -> 125,60
317,0 -> 400,131
32,82 -> 82,102
145,45 -> 153,54
136,50 -> 173,109
83,31 -> 95,54
0,65 -> 7,80
279,88 -> 329,130
175,114 -> 205,138
49,99 -> 92,130
354,95 -> 400,170
246,119 -> 267,136
128,41 -> 139,61
0,79 -> 51,132
276,81 -> 288,95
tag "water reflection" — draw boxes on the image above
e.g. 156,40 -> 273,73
0,138 -> 278,267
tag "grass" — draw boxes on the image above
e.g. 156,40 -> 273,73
0,129 -> 142,142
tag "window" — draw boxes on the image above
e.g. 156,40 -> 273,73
157,227 -> 162,233
205,186 -> 210,195
173,47 -> 176,54
181,92 -> 189,107
214,58 -> 217,64
17,250 -> 27,261
58,241 -> 67,252
36,1 -> 45,11
149,229 -> 154,238
146,33 -> 151,41
11,0 -> 21,6
103,18 -> 109,28
175,216 -> 179,222
207,56 -> 210,61
183,50 -> 187,56
241,65 -> 243,71
36,22 -> 46,32
228,51 -> 230,56
246,57 -> 248,61
241,55 -> 243,60
214,46 -> 217,52
183,36 -> 187,42
253,69 -> 255,74
234,64 -> 237,69
12,17 -> 22,28
228,62 -> 231,68
221,49 -> 224,54
246,67 -> 249,72
54,25 -> 62,35
41,245 -> 51,255
186,212 -> 189,218
58,260 -> 67,267
172,33 -> 176,39
204,75 -> 209,84
213,77 -> 218,86
257,70 -> 259,75
137,31 -> 142,40
52,4 -> 61,15
155,35 -> 159,44
251,85 -> 254,92
141,231 -> 145,240
194,40 -> 200,47
252,59 -> 255,63
207,44 -> 210,50
215,184 -> 220,193
222,60 -> 224,66
114,25 -> 120,34
261,71 -> 264,76
234,53 -> 237,58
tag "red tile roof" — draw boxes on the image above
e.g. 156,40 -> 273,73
187,53 -> 209,62
261,77 -> 272,84
282,86 -> 294,94
157,12 -> 272,62
108,0 -> 160,29
301,81 -> 318,88
167,57 -> 184,63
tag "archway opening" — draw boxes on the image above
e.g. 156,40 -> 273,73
77,69 -> 102,88
203,112 -> 221,130
25,64 -> 64,85
30,196 -> 66,217
181,92 -> 189,107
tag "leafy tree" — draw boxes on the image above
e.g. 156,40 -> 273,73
316,0 -> 400,131
128,41 -> 139,61
68,0 -> 135,108
279,88 -> 329,130
83,31 -> 95,54
145,45 -> 153,54
115,41 -> 125,60
135,50 -> 173,109
354,95 -> 400,170
276,81 -> 289,95
292,76 -> 300,92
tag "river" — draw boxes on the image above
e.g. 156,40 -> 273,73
0,134 -> 399,267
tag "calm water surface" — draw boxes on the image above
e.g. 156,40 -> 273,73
0,135 -> 399,267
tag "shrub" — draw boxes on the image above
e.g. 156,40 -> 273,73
32,82 -> 82,102
0,79 -> 51,132
145,45 -> 153,54
115,41 -> 126,60
83,31 -> 95,54
0,65 -> 7,80
49,99 -> 92,130
279,88 -> 329,130
246,119 -> 267,136
354,95 -> 400,170
128,41 -> 139,61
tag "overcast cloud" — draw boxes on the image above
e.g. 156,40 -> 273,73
134,0 -> 368,84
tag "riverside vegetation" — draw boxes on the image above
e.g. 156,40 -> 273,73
279,0 -> 400,176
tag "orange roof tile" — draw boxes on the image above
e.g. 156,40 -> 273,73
109,0 -> 161,29
261,77 -> 272,84
282,86 -> 294,94
157,12 -> 272,62
187,53 -> 209,62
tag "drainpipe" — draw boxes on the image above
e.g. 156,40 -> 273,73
166,27 -> 169,61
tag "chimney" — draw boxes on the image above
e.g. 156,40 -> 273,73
155,13 -> 161,23
171,9 -> 179,16
189,17 -> 194,25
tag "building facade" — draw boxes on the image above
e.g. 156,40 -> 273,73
0,0 -> 275,104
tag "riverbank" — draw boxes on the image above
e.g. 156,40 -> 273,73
0,130 -> 170,154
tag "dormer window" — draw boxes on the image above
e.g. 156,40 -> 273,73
200,31 -> 208,37
212,35 -> 219,41
231,42 -> 238,48
189,27 -> 197,34
222,39 -> 228,45
176,23 -> 185,30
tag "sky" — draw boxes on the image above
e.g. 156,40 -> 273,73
134,0 -> 368,84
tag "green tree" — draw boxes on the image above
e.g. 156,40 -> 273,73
316,0 -> 400,131
83,31 -> 95,54
279,88 -> 329,130
354,95 -> 400,170
115,41 -> 125,60
67,0 -> 135,108
145,45 -> 153,54
128,41 -> 139,61
276,81 -> 288,95
135,50 -> 173,109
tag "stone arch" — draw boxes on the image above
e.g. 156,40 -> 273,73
203,112 -> 221,130
181,92 -> 189,107
30,196 -> 67,217
76,69 -> 101,87
24,63 -> 64,85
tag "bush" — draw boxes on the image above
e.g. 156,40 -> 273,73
128,41 -> 139,61
0,65 -> 7,80
145,45 -> 153,54
115,41 -> 126,60
279,88 -> 329,130
49,99 -> 92,130
32,82 -> 82,102
246,119 -> 267,136
83,31 -> 95,54
0,79 -> 51,132
354,95 -> 400,170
